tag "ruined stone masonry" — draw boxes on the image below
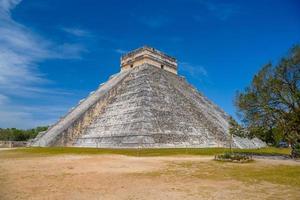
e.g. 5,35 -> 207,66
31,46 -> 266,148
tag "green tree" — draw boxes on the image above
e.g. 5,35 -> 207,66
0,126 -> 48,141
228,117 -> 246,138
235,45 -> 300,145
228,117 -> 247,152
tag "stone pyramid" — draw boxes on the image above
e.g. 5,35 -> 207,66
32,46 -> 266,148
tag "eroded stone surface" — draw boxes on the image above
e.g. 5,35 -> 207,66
32,64 -> 265,148
31,69 -> 131,146
31,46 -> 266,148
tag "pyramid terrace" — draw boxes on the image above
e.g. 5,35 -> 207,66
121,46 -> 178,74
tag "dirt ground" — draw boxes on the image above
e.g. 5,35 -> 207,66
0,152 -> 300,200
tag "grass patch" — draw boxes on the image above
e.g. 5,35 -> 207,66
184,161 -> 300,187
228,164 -> 300,186
0,147 -> 291,159
142,160 -> 300,187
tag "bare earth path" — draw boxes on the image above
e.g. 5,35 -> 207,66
0,153 -> 300,200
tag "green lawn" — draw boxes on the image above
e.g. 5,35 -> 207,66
0,147 -> 291,158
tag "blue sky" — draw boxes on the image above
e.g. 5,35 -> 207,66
0,0 -> 299,128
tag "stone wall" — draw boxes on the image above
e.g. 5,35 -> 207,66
121,46 -> 177,74
31,69 -> 131,147
0,141 -> 27,148
53,81 -> 126,146
121,57 -> 177,74
75,64 -> 230,148
74,64 -> 266,149
31,62 -> 266,149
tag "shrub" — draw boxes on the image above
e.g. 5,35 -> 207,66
291,143 -> 300,159
215,153 -> 253,163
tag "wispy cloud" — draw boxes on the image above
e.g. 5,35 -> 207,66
0,1 -> 86,92
0,104 -> 68,128
54,43 -> 87,59
115,48 -> 127,54
0,0 -> 87,128
179,62 -> 208,81
0,0 -> 21,15
139,16 -> 170,28
61,27 -> 91,37
0,109 -> 40,128
194,0 -> 239,21
0,94 -> 9,105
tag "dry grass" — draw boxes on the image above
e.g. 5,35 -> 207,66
162,160 -> 300,186
0,146 -> 291,159
0,148 -> 299,200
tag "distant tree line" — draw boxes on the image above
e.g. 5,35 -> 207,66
0,126 -> 48,141
232,45 -> 300,146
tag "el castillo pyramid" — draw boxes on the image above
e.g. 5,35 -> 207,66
32,46 -> 266,148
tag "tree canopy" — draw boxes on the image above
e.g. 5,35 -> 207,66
0,126 -> 48,141
235,45 -> 300,144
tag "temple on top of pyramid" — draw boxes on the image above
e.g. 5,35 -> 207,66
120,46 -> 178,74
31,46 -> 266,149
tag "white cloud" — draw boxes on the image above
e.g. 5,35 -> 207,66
115,48 -> 127,54
0,1 -> 86,92
0,89 -> 74,128
0,0 -> 87,128
61,27 -> 91,37
0,107 -> 65,128
194,0 -> 239,21
54,43 -> 87,59
0,0 -> 21,16
0,94 -> 9,105
179,62 -> 208,81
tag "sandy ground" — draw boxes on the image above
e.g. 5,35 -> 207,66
0,154 -> 300,200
